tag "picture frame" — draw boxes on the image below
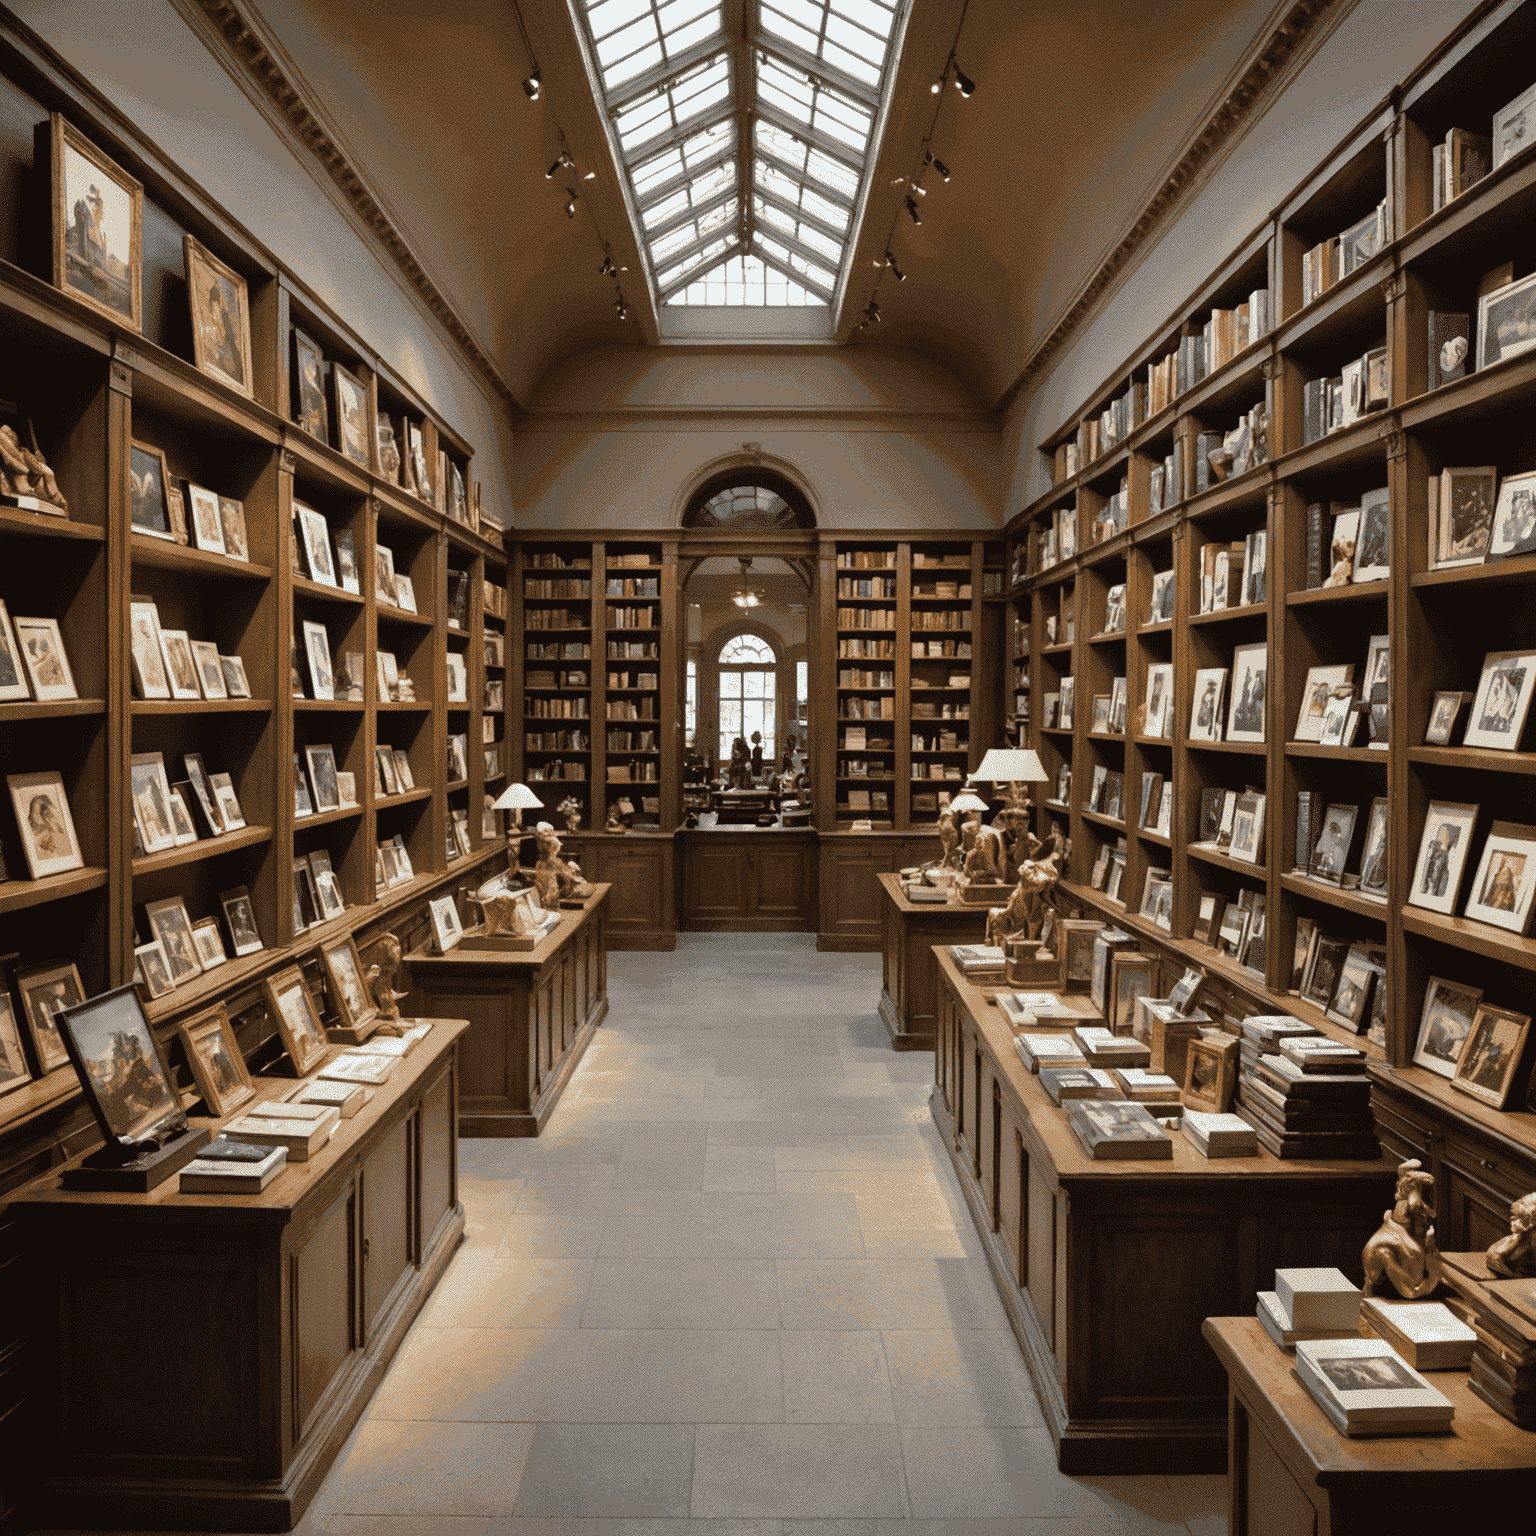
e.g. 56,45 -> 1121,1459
8,769 -> 84,879
1325,942 -> 1376,1031
190,639 -> 227,700
179,752 -> 224,836
1228,790 -> 1266,865
1226,643 -> 1267,743
157,628 -> 201,701
320,934 -> 376,1033
1362,633 -> 1390,697
292,856 -> 319,932
428,893 -> 465,954
1243,528 -> 1267,607
1059,676 -> 1075,730
394,574 -> 418,613
332,362 -> 371,467
1478,271 -> 1536,370
304,744 -> 341,814
129,751 -> 177,854
1167,966 -> 1206,1015
1301,935 -> 1348,1009
446,651 -> 469,704
1316,691 -> 1358,749
219,496 -> 249,561
1149,569 -> 1176,623
1189,667 -> 1227,741
210,773 -> 246,830
220,654 -> 252,698
220,885 -> 264,957
128,441 -> 174,541
128,598 -> 171,699
13,616 -> 77,701
0,599 -> 28,702
186,482 -> 226,555
166,785 -> 199,846
1293,664 -> 1355,742
308,855 -> 346,922
190,916 -> 227,970
408,421 -> 431,503
1308,803 -> 1358,887
375,543 -> 397,606
1109,952 -> 1155,1034
294,502 -> 337,587
1182,1034 -> 1237,1114
375,744 -> 401,796
292,327 -> 329,440
0,992 -> 34,1098
1090,695 -> 1111,734
392,748 -> 415,791
336,770 -> 357,807
1488,469 -> 1536,561
1057,919 -> 1102,990
1424,690 -> 1472,746
1290,917 -> 1318,990
132,938 -> 176,1000
1406,799 -> 1478,915
1464,820 -> 1536,936
16,960 -> 84,1072
1435,466 -> 1497,568
1465,650 -> 1536,751
184,234 -> 252,396
1193,892 -> 1224,946
262,965 -> 329,1076
145,895 -> 204,986
302,619 -> 334,701
48,114 -> 142,330
178,1003 -> 255,1117
1451,1004 -> 1531,1109
58,984 -> 184,1147
1352,487 -> 1391,582
1414,976 -> 1484,1079
1493,80 -> 1536,169
1358,796 -> 1389,898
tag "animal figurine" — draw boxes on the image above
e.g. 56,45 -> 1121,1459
365,931 -> 409,1024
1488,1191 -> 1536,1279
985,830 -> 1069,947
1362,1160 -> 1443,1299
556,796 -> 582,833
0,424 -> 67,511
1322,534 -> 1355,588
605,803 -> 628,834
533,821 -> 592,907
963,825 -> 1005,885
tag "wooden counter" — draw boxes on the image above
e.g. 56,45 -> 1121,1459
405,885 -> 609,1136
1204,1315 -> 1536,1534
676,827 -> 817,931
932,950 -> 1395,1474
558,832 -> 676,951
876,871 -> 990,1050
9,1018 -> 468,1533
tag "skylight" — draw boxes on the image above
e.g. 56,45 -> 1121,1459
575,0 -> 907,312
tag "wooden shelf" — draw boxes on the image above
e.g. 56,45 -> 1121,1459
1410,552 -> 1536,591
376,787 -> 433,810
1136,828 -> 1173,848
1408,745 -> 1536,776
0,506 -> 103,543
0,699 -> 106,721
294,804 -> 364,831
1131,734 -> 1174,747
132,697 -> 273,715
1184,738 -> 1266,756
131,825 -> 271,878
377,700 -> 432,713
292,575 -> 365,607
1400,907 -> 1536,972
377,603 -> 432,628
1188,602 -> 1266,627
1088,630 -> 1127,646
1080,809 -> 1126,832
1284,579 -> 1390,608
292,699 -> 365,713
1279,871 -> 1391,920
1284,742 -> 1388,764
1136,619 -> 1174,636
130,539 -> 273,582
0,866 -> 109,915
1186,841 -> 1265,877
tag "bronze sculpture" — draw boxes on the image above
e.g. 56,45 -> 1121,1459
1488,1191 -> 1536,1279
555,796 -> 582,833
0,424 -> 67,512
365,932 -> 409,1024
985,830 -> 1069,948
1362,1159 -> 1443,1299
533,821 -> 592,907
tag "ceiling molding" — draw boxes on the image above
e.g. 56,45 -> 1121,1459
518,405 -> 999,433
993,0 -> 1355,418
174,0 -> 526,416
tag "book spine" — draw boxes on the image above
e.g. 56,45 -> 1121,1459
1296,790 -> 1312,872
1305,503 -> 1324,589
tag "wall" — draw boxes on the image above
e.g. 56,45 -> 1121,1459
1001,0 -> 1483,509
12,0 -> 518,514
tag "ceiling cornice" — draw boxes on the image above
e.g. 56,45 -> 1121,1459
993,0 -> 1355,418
174,0 -> 526,417
518,405 -> 998,433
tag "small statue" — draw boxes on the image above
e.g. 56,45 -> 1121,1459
0,424 -> 67,511
986,830 -> 1069,947
463,880 -> 521,937
605,803 -> 628,834
934,808 -> 962,870
958,814 -> 981,863
990,782 -> 1034,881
726,736 -> 752,790
1488,1191 -> 1536,1279
1322,534 -> 1356,588
556,795 -> 582,833
1362,1159 -> 1443,1299
533,821 -> 592,907
750,731 -> 764,778
963,825 -> 1004,885
365,931 -> 409,1023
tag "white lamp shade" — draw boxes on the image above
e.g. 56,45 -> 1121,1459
948,791 -> 989,813
975,747 -> 1048,783
492,782 -> 544,812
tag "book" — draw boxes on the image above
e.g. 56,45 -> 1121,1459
1276,1267 -> 1361,1332
1361,1298 -> 1476,1371
997,992 -> 1088,1028
288,1079 -> 369,1118
1064,1099 -> 1173,1160
223,1105 -> 339,1161
1182,1110 -> 1258,1158
1072,1026 -> 1151,1068
320,1052 -> 397,1085
1039,1066 -> 1118,1105
1294,1337 -> 1454,1435
1256,1289 -> 1358,1350
179,1143 -> 288,1193
1013,1034 -> 1086,1073
1278,1036 -> 1367,1073
357,1034 -> 419,1059
1295,790 -> 1314,872
1114,1067 -> 1181,1104
949,944 -> 1007,977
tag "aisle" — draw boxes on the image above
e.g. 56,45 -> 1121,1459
308,934 -> 1224,1534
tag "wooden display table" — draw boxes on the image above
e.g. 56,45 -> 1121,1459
876,871 -> 989,1050
406,885 -> 608,1136
1204,1315 -> 1536,1534
932,951 -> 1395,1473
10,1018 -> 468,1533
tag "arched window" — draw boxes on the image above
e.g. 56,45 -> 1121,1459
717,632 -> 777,766
681,470 -> 816,529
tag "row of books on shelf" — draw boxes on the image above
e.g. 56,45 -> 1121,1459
608,640 -> 658,659
605,700 -> 656,721
607,607 -> 656,629
525,730 -> 588,752
913,728 -> 967,750
1301,348 -> 1388,445
841,697 -> 895,720
606,761 -> 659,783
604,577 -> 658,598
911,578 -> 971,599
836,607 -> 895,630
839,668 -> 894,688
839,760 -> 892,780
484,580 -> 507,619
528,640 -> 591,660
524,577 -> 590,599
525,609 -> 589,632
838,638 -> 894,659
914,639 -> 972,657
836,550 -> 894,570
911,763 -> 966,781
911,610 -> 970,632
525,761 -> 586,780
130,751 -> 248,857
607,730 -> 657,751
526,669 -> 588,688
839,728 -> 889,751
911,552 -> 970,569
910,701 -> 969,719
526,552 -> 589,569
1300,198 -> 1387,309
838,575 -> 897,598
1194,400 -> 1269,492
527,697 -> 589,719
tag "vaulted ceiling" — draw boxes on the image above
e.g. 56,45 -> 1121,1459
239,0 -> 1285,409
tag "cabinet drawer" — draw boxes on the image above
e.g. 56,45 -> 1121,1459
1440,1126 -> 1532,1210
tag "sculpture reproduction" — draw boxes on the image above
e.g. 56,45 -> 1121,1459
365,932 -> 409,1024
0,423 -> 67,512
986,830 -> 1070,948
725,736 -> 752,790
1322,533 -> 1356,588
1362,1159 -> 1443,1299
1488,1191 -> 1536,1278
533,821 -> 593,908
990,782 -> 1034,882
556,796 -> 582,833
935,808 -> 962,870
963,825 -> 1005,885
605,803 -> 628,834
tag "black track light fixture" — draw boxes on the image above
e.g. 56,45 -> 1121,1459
564,190 -> 578,219
615,295 -> 629,320
904,196 -> 922,226
546,153 -> 572,179
926,153 -> 951,183
522,68 -> 541,101
867,299 -> 882,324
953,65 -> 976,98
930,63 -> 946,95
599,252 -> 629,278
885,251 -> 905,281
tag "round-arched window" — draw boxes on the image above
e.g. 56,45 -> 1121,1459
681,470 -> 816,529
717,631 -> 778,765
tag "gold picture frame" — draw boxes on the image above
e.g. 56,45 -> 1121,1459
48,113 -> 142,330
184,235 -> 253,396
319,934 -> 377,1035
179,1003 -> 255,1117
262,965 -> 328,1076
1181,1033 -> 1237,1114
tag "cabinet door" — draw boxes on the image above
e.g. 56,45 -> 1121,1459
292,1182 -> 356,1442
362,1115 -> 415,1341
420,1064 -> 457,1254
822,845 -> 891,939
686,844 -> 749,920
605,843 -> 666,936
752,844 -> 813,921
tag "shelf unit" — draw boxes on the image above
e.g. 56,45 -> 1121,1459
603,543 -> 664,829
518,544 -> 595,825
1002,1 -> 1536,1185
908,543 -> 979,829
833,542 -> 899,826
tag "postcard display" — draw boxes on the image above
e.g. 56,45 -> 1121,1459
0,36 -> 514,1532
1002,5 -> 1536,1265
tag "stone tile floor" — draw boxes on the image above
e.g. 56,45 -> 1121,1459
40,935 -> 1227,1536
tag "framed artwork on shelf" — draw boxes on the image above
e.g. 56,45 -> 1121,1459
1308,803 -> 1357,887
1228,790 -> 1265,864
305,745 -> 341,814
58,986 -> 184,1148
1352,488 -> 1391,582
1359,796 -> 1388,898
263,966 -> 329,1076
1433,467 -> 1496,568
13,616 -> 76,701
186,482 -> 225,555
428,894 -> 464,954
332,363 -> 371,467
1189,667 -> 1227,741
0,600 -> 27,701
48,114 -> 142,330
1424,690 -> 1472,746
145,895 -> 204,986
302,620 -> 335,701
219,497 -> 249,560
294,502 -> 337,587
165,785 -> 198,846
1413,976 -> 1483,1079
128,441 -> 174,542
154,628 -> 199,701
1406,800 -> 1478,914
178,1003 -> 255,1117
129,751 -> 176,854
1477,271 -> 1536,370
1463,820 -> 1536,935
184,235 -> 252,396
220,885 -> 264,957
292,327 -> 329,440
1227,643 -> 1266,743
191,917 -> 226,969
0,994 -> 30,1098
1465,650 -> 1536,750
1300,935 -> 1348,1010
1324,943 -> 1375,1031
1316,691 -> 1358,749
210,773 -> 245,830
133,937 -> 173,999
1182,1035 -> 1237,1114
1451,1004 -> 1531,1108
320,935 -> 375,1033
1489,469 -> 1536,559
220,654 -> 252,698
308,852 -> 345,922
7,770 -> 84,879
16,961 -> 83,1072
190,640 -> 226,700
128,599 -> 171,699
1294,664 -> 1354,741
1493,82 -> 1536,169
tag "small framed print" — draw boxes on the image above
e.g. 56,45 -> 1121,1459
184,235 -> 252,396
332,528 -> 361,596
129,751 -> 177,853
179,1003 -> 254,1117
59,985 -> 184,1148
1316,691 -> 1358,749
48,114 -> 142,329
1109,952 -> 1154,1034
166,785 -> 199,846
1466,650 -> 1536,751
1149,569 -> 1176,623
220,654 -> 252,699
128,441 -> 174,541
219,497 -> 249,561
1435,467 -> 1497,568
1352,487 -> 1391,582
1167,967 -> 1205,1015
128,599 -> 171,699
1058,919 -> 1103,991
1294,664 -> 1355,742
1464,820 -> 1536,936
1058,677 -> 1074,730
446,651 -> 468,704
190,640 -> 227,700
302,620 -> 335,700
375,544 -> 397,605
394,575 -> 417,613
1290,916 -> 1318,990
220,884 -> 264,957
145,895 -> 204,986
1229,792 -> 1265,863
1181,1034 -> 1237,1114
392,749 -> 415,791
1423,690 -> 1472,746
1227,644 -> 1266,742
262,965 -> 329,1077
1362,633 -> 1390,696
1359,796 -> 1389,898
209,773 -> 246,831
294,502 -> 337,587
8,770 -> 84,879
133,938 -> 175,1000
1189,667 -> 1227,741
16,961 -> 83,1073
1325,943 -> 1376,1031
1478,271 -> 1536,371
1090,695 -> 1111,735
1413,975 -> 1483,1079
186,482 -> 226,555
1407,801 -> 1478,914
13,616 -> 76,701
428,893 -> 465,954
375,744 -> 401,796
1302,936 -> 1348,1009
1488,469 -> 1536,561
332,362 -> 371,467
0,600 -> 28,702
336,770 -> 357,807
191,917 -> 227,971
0,992 -> 31,1098
292,327 -> 329,440
309,857 -> 346,922
180,752 -> 224,835
320,935 -> 375,1033
1309,803 -> 1358,887
1493,81 -> 1536,169
305,744 -> 342,813
158,628 -> 202,700
1452,1004 -> 1531,1109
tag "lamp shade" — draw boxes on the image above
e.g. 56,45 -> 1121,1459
975,747 -> 1048,783
948,791 -> 989,813
492,782 -> 544,813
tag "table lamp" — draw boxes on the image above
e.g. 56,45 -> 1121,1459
974,747 -> 1048,810
947,789 -> 989,820
492,784 -> 544,863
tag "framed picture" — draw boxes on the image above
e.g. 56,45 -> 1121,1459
1109,952 -> 1154,1034
1352,487 -> 1391,582
292,327 -> 329,440
1290,916 -> 1318,990
220,885 -> 264,957
302,619 -> 334,701
150,629 -> 199,706
210,773 -> 246,831
190,640 -> 227,701
1405,800 -> 1478,913
375,744 -> 401,796
1189,667 -> 1227,741
1301,935 -> 1348,1009
321,935 -> 376,1033
1478,271 -> 1536,370
263,965 -> 329,1076
1362,633 -> 1390,697
292,856 -> 319,932
1227,643 -> 1266,742
446,651 -> 468,703
1414,976 -> 1484,1079
294,502 -> 337,587
128,598 -> 170,699
1325,943 -> 1376,1031
408,421 -> 431,502
1090,695 -> 1110,734
1435,466 -> 1497,567
1058,919 -> 1102,989
58,985 -> 183,1147
128,441 -> 173,541
428,893 -> 464,954
1193,891 -> 1223,946
1149,569 -> 1176,623
128,751 -> 176,854
1229,790 -> 1266,864
1182,1034 -> 1237,1114
392,749 -> 415,791
220,654 -> 252,699
191,917 -> 227,971
1317,691 -> 1358,749
145,895 -> 204,986
305,744 -> 341,813
1105,856 -> 1125,903
166,785 -> 199,846
48,114 -> 141,329
184,235 -> 252,395
13,616 -> 76,701
1168,967 -> 1206,1014
1465,650 -> 1536,750
0,992 -> 34,1097
1452,1004 -> 1531,1109
333,528 -> 361,595
309,856 -> 346,922
8,770 -> 83,879
1293,664 -> 1354,742
1493,81 -> 1536,169
219,496 -> 249,561
1464,820 -> 1536,935
1488,469 -> 1536,561
0,600 -> 28,702
1424,689 -> 1472,746
178,1003 -> 254,1117
1359,796 -> 1389,898
1308,803 -> 1357,887
176,753 -> 222,838
375,544 -> 397,605
16,960 -> 84,1072
332,362 -> 371,467
1059,677 -> 1075,730
184,482 -> 226,555
395,574 -> 418,613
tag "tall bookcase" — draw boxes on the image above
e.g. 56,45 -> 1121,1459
603,542 -> 664,830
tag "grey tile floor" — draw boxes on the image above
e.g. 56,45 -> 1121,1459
40,935 -> 1227,1536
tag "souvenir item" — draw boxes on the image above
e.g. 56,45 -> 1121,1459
220,885 -> 264,957
16,961 -> 83,1072
186,482 -> 226,555
58,985 -> 186,1148
1452,1004 -> 1532,1108
1465,650 -> 1536,750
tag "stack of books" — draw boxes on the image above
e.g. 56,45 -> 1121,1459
1064,1099 -> 1173,1160
1072,1026 -> 1151,1070
1257,1266 -> 1361,1350
1360,1298 -> 1476,1371
999,992 -> 1090,1029
288,1079 -> 369,1118
1039,1065 -> 1118,1105
1238,1035 -> 1378,1160
1237,1015 -> 1318,1101
1182,1109 -> 1259,1158
1294,1337 -> 1454,1436
949,944 -> 1007,981
1014,1033 -> 1087,1073
1442,1254 -> 1536,1428
1114,1067 -> 1182,1113
222,1102 -> 340,1162
179,1136 -> 288,1194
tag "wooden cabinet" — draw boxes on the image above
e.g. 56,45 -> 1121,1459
875,871 -> 990,1050
678,831 -> 816,931
560,833 -> 675,949
10,1021 -> 467,1533
406,886 -> 609,1136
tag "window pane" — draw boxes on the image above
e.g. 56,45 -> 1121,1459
796,659 -> 808,702
720,699 -> 741,735
686,658 -> 698,747
719,634 -> 775,664
763,673 -> 777,701
720,671 -> 742,697
743,670 -> 765,698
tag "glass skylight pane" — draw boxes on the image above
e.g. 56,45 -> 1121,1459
596,13 -> 657,66
604,40 -> 665,89
806,146 -> 858,198
632,147 -> 685,197
692,159 -> 736,199
801,188 -> 849,230
799,225 -> 842,261
823,39 -> 879,87
812,90 -> 871,152
614,92 -> 673,151
835,0 -> 896,39
825,10 -> 883,61
586,0 -> 652,42
683,122 -> 734,165
698,199 -> 735,235
642,188 -> 692,229
761,9 -> 821,55
668,11 -> 721,54
757,199 -> 794,234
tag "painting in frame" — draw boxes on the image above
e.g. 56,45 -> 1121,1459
184,234 -> 252,396
178,1003 -> 255,1118
48,113 -> 141,330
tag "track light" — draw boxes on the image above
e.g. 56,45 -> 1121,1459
867,300 -> 881,324
885,251 -> 905,281
904,196 -> 922,226
564,190 -> 578,218
930,65 -> 946,95
599,253 -> 628,277
615,296 -> 629,320
927,154 -> 951,182
522,69 -> 541,101
953,65 -> 976,97
546,154 -> 571,179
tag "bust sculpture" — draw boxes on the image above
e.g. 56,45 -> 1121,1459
365,931 -> 409,1023
1362,1159 -> 1443,1299
1488,1191 -> 1536,1279
533,821 -> 592,907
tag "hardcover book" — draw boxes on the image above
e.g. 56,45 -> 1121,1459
1294,1337 -> 1454,1435
1064,1099 -> 1173,1160
1276,1267 -> 1361,1332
